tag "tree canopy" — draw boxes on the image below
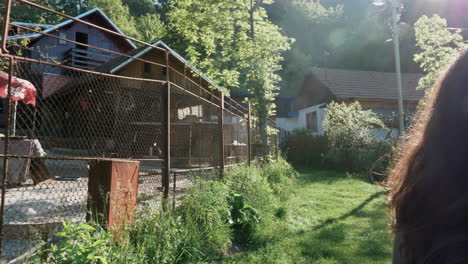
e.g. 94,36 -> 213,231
414,15 -> 463,92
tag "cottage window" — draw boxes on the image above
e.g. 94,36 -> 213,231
144,63 -> 151,73
306,111 -> 318,132
59,32 -> 67,44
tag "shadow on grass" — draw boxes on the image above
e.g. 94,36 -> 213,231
295,168 -> 349,184
299,191 -> 390,263
314,191 -> 387,230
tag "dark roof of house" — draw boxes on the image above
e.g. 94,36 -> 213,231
7,8 -> 136,49
308,68 -> 424,101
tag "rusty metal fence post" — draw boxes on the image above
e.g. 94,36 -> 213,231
218,93 -> 224,179
0,57 -> 13,256
276,126 -> 280,160
247,103 -> 251,166
163,51 -> 171,208
1,0 -> 13,54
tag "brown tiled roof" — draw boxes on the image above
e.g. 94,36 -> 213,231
310,68 -> 424,101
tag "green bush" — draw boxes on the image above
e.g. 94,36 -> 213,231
176,180 -> 232,260
322,101 -> 394,175
225,166 -> 273,212
117,210 -> 187,264
28,222 -> 114,264
261,157 -> 297,200
29,160 -> 298,264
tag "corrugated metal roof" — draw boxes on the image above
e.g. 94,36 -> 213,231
11,22 -> 55,28
310,68 -> 424,101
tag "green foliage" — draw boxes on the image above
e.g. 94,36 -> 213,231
29,222 -> 114,264
322,101 -> 392,173
123,0 -> 156,17
414,15 -> 463,92
228,193 -> 260,244
118,210 -> 187,263
29,161 -> 298,264
222,169 -> 391,264
176,180 -> 232,259
165,0 -> 292,158
225,166 -> 273,212
261,157 -> 297,200
88,0 -> 141,39
137,13 -> 166,43
271,0 -> 419,95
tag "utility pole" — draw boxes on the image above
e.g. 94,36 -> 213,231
374,0 -> 405,135
392,0 -> 405,136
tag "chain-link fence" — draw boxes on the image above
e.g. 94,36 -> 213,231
0,0 -> 279,261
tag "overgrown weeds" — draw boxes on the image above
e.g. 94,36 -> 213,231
29,157 -> 297,264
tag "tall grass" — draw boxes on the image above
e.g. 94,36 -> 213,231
29,158 -> 296,264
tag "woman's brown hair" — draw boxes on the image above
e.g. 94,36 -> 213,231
388,46 -> 468,263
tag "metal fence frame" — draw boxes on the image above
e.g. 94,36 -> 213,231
0,0 -> 279,260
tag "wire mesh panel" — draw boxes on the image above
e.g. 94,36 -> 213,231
0,1 -> 279,260
170,85 -> 221,171
223,109 -> 248,166
0,59 -> 167,259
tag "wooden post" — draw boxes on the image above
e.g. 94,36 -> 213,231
163,51 -> 171,207
218,93 -> 225,179
247,102 -> 251,166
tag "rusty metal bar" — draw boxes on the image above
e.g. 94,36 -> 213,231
172,172 -> 176,210
0,57 -> 14,255
170,162 -> 247,174
168,66 -> 220,100
0,154 -> 163,162
169,82 -> 219,109
162,51 -> 171,204
10,23 -> 167,69
16,0 -> 166,53
6,54 -> 167,84
218,92 -> 225,180
166,52 -> 222,100
247,102 -> 252,166
276,133 -> 280,160
1,0 -> 13,54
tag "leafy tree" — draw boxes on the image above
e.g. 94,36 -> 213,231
137,13 -> 166,43
269,0 -> 419,96
414,15 -> 463,92
123,0 -> 156,17
166,0 -> 291,159
271,0 -> 342,95
322,101 -> 391,173
88,0 -> 140,39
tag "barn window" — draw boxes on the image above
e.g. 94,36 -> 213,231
59,32 -> 67,44
306,111 -> 318,132
144,63 -> 151,73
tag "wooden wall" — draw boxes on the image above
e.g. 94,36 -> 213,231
30,14 -> 133,75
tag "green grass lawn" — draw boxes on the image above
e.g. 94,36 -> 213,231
222,168 -> 392,264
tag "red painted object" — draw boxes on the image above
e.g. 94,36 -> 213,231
0,71 -> 37,106
87,159 -> 140,231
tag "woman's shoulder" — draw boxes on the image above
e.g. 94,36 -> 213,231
424,232 -> 468,264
